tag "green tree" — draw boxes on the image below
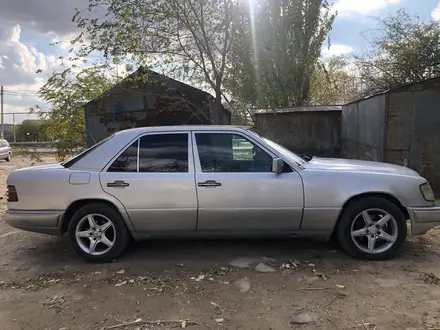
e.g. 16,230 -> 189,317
355,10 -> 440,96
16,120 -> 47,142
38,65 -> 115,160
73,0 -> 237,120
226,0 -> 336,108
309,56 -> 360,105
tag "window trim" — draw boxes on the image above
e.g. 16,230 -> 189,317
191,130 -> 277,174
103,131 -> 193,173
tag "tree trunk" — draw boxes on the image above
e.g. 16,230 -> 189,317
211,89 -> 223,124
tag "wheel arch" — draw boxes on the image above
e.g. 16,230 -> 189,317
61,198 -> 134,235
332,192 -> 410,237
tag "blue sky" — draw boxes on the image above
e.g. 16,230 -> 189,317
0,0 -> 439,123
326,0 -> 439,55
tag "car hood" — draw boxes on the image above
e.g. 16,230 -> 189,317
303,157 -> 420,177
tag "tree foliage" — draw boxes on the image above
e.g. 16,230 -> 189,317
309,56 -> 360,105
38,66 -> 115,160
15,120 -> 47,142
355,10 -> 440,96
226,0 -> 336,108
73,0 -> 237,117
38,0 -> 339,154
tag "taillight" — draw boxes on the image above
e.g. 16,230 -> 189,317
7,185 -> 18,202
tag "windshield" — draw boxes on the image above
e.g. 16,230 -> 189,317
247,130 -> 307,166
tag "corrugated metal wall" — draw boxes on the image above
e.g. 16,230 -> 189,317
385,91 -> 412,167
342,78 -> 440,194
341,94 -> 387,161
386,90 -> 440,194
255,111 -> 341,157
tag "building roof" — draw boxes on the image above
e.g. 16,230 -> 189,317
83,66 -> 223,109
254,105 -> 342,114
344,76 -> 440,106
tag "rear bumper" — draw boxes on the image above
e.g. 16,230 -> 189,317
407,205 -> 440,235
4,210 -> 64,236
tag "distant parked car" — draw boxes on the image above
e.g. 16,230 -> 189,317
0,139 -> 12,162
4,126 -> 440,263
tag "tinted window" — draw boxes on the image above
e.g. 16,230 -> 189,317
195,133 -> 273,172
139,134 -> 188,172
108,141 -> 138,172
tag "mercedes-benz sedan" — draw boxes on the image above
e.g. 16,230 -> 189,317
4,126 -> 440,262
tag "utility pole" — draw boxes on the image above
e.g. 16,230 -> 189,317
0,85 -> 3,139
12,113 -> 16,143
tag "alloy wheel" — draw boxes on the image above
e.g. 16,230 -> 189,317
75,213 -> 116,256
350,208 -> 398,254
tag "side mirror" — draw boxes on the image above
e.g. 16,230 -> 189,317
272,158 -> 284,173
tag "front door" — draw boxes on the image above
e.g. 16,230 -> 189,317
100,132 -> 198,233
192,131 -> 304,232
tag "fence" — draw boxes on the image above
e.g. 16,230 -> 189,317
1,112 -> 48,142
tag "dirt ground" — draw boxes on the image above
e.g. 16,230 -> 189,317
1,156 -> 440,330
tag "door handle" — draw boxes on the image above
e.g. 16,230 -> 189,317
107,180 -> 130,188
198,180 -> 221,188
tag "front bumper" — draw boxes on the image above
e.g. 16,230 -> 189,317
4,210 -> 64,236
407,205 -> 440,235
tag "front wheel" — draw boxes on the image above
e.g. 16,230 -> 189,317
68,203 -> 130,263
6,153 -> 11,162
336,197 -> 407,260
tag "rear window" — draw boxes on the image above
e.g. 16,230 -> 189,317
62,136 -> 114,168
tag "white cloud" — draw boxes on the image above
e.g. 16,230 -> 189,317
0,24 -> 61,121
322,44 -> 354,58
0,25 -> 43,85
334,0 -> 401,16
432,2 -> 440,21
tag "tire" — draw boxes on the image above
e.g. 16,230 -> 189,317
6,153 -> 11,162
68,203 -> 130,263
336,196 -> 407,260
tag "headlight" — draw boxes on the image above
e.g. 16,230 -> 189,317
420,182 -> 435,202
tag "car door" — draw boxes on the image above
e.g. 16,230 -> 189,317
192,131 -> 304,232
4,141 -> 10,156
0,140 -> 6,159
100,132 -> 198,233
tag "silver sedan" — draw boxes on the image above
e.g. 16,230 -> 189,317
4,126 -> 440,262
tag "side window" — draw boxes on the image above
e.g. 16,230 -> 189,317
195,133 -> 273,173
108,141 -> 138,172
139,134 -> 188,173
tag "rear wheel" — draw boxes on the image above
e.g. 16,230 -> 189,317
336,197 -> 407,260
68,203 -> 129,263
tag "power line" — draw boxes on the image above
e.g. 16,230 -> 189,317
4,91 -> 39,97
4,89 -> 39,93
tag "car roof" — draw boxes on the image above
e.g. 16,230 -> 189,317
114,125 -> 251,136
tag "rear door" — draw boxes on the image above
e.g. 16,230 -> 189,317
192,130 -> 304,233
100,132 -> 198,233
